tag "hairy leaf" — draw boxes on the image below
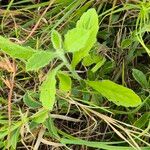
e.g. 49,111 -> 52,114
64,28 -> 90,52
26,51 -> 55,71
82,54 -> 101,66
0,36 -> 36,60
87,80 -> 141,107
45,117 -> 60,139
71,8 -> 99,68
40,65 -> 62,110
51,30 -> 62,50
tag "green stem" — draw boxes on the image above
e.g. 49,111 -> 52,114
56,50 -> 81,80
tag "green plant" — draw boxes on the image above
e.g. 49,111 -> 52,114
0,5 -> 149,149
0,8 -> 141,110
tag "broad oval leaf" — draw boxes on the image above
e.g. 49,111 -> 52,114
40,67 -> 59,110
64,28 -> 90,52
132,69 -> 148,88
26,51 -> 55,71
51,30 -> 62,50
87,80 -> 141,107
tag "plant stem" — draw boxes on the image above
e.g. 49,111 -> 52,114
56,50 -> 81,80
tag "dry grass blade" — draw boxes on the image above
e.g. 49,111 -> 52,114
33,126 -> 46,150
41,138 -> 63,147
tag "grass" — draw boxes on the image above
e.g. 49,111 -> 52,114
0,0 -> 150,149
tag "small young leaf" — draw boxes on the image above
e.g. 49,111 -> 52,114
26,51 -> 55,71
91,57 -> 106,73
40,65 -> 62,110
82,54 -> 101,66
87,80 -> 141,107
64,28 -> 90,52
57,72 -> 72,92
0,35 -> 36,60
51,30 -> 62,50
132,69 -> 149,88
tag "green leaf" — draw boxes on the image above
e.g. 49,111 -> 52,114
26,51 -> 55,71
121,38 -> 132,49
51,30 -> 62,50
40,65 -> 62,110
71,8 -> 99,68
0,36 -> 36,60
134,113 -> 150,128
86,80 -> 141,107
64,28 -> 90,52
23,92 -> 41,108
0,122 -> 22,139
91,57 -> 106,73
44,117 -> 60,139
76,8 -> 98,30
132,69 -> 149,88
82,54 -> 102,66
82,54 -> 106,72
32,108 -> 49,123
57,72 -> 72,92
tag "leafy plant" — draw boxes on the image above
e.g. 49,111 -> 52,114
1,5 -> 148,149
0,8 -> 141,111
